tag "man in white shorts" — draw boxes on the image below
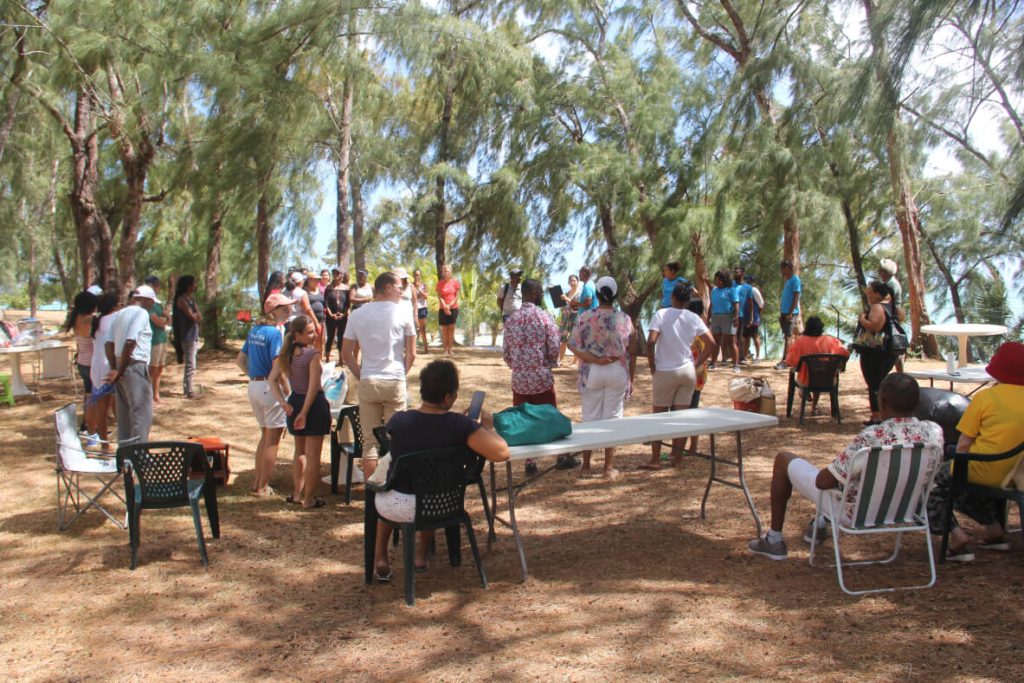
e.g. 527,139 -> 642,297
342,271 -> 416,479
747,373 -> 943,560
235,292 -> 293,496
642,282 -> 717,469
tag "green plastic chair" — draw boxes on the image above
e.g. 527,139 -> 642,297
0,372 -> 14,406
116,441 -> 220,570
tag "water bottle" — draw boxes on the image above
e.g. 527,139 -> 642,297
946,351 -> 956,376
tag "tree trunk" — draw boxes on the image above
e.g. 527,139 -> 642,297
256,190 -> 271,302
864,0 -> 938,358
433,78 -> 455,274
885,125 -> 937,356
690,229 -> 711,311
920,223 -> 965,323
334,70 -> 353,271
351,168 -> 366,272
66,88 -> 110,290
204,205 -> 224,348
115,155 -> 151,302
53,243 -> 71,305
828,158 -> 870,309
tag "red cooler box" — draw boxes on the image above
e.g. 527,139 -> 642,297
187,437 -> 230,485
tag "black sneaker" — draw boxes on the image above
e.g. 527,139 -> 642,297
554,454 -> 580,470
803,518 -> 829,545
525,459 -> 538,476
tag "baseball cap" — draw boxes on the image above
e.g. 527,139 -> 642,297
133,285 -> 157,301
86,285 -> 103,296
143,275 -> 160,286
289,271 -> 306,285
393,267 -> 409,279
509,267 -> 524,276
595,276 -> 617,297
264,292 -> 294,315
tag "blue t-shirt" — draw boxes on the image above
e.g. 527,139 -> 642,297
241,323 -> 283,378
710,285 -> 738,315
735,283 -> 752,319
780,275 -> 802,315
579,282 -> 598,311
660,277 -> 690,308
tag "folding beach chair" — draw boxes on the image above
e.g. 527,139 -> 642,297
809,442 -> 943,596
53,403 -> 132,531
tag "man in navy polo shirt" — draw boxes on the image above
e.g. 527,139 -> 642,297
236,292 -> 293,497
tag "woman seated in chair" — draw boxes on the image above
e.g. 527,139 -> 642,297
926,341 -> 1024,562
785,315 -> 849,416
373,359 -> 509,581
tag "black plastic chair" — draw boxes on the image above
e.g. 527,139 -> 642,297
786,354 -> 847,424
940,441 -> 1024,563
116,441 -> 220,570
364,446 -> 487,606
373,425 -> 491,535
330,405 -> 363,503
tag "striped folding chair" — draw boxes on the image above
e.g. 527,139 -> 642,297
810,442 -> 943,596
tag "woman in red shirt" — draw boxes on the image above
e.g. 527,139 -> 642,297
435,264 -> 460,356
785,315 -> 849,415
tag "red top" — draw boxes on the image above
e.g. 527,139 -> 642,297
436,277 -> 460,308
786,334 -> 850,385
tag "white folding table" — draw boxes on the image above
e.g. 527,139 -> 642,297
905,366 -> 993,395
488,407 -> 778,581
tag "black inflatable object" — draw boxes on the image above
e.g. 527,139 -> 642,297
914,387 -> 971,446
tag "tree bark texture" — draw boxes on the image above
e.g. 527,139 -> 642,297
334,80 -> 352,272
204,205 -> 224,348
256,190 -> 271,303
351,167 -> 366,272
433,75 -> 455,274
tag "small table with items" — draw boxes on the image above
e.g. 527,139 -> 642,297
920,323 -> 1006,369
0,339 -> 70,397
905,365 -> 994,396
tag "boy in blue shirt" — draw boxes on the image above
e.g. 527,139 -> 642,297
660,261 -> 690,308
732,266 -> 752,362
572,265 -> 599,312
776,260 -> 802,370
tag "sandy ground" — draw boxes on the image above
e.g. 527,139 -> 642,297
1,324 -> 1021,681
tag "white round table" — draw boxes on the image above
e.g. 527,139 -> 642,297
0,339 -> 70,397
920,323 -> 1007,368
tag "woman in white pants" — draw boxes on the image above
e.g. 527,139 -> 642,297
568,276 -> 636,479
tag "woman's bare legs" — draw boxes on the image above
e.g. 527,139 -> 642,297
300,434 -> 324,507
151,365 -> 164,404
602,446 -> 618,479
291,436 -> 306,502
417,318 -> 430,353
253,426 -> 284,494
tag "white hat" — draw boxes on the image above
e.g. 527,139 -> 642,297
879,258 -> 898,276
133,285 -> 157,301
596,276 -> 617,297
393,267 -> 409,279
289,271 -> 306,285
86,285 -> 103,296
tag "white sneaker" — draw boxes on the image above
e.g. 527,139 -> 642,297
84,433 -> 100,449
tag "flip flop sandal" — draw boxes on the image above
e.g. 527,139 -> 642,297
301,498 -> 326,509
373,569 -> 392,582
638,463 -> 663,471
285,495 -> 301,504
415,564 -> 429,574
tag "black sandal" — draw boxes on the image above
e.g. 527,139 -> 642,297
301,498 -> 326,509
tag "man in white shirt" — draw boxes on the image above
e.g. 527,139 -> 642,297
342,271 -> 416,477
105,285 -> 157,443
641,282 -> 716,469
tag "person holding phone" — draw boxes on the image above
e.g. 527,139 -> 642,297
372,359 -> 509,581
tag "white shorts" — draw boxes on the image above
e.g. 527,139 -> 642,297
788,458 -> 823,502
247,380 -> 287,429
581,363 -> 628,422
652,364 -> 696,408
376,490 -> 415,523
150,343 -> 167,368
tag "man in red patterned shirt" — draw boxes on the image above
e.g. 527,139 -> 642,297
502,279 -> 573,473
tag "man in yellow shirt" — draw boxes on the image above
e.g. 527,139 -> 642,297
927,341 -> 1024,562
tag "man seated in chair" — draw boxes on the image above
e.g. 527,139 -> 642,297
748,373 -> 943,560
784,315 -> 849,416
925,341 -> 1024,562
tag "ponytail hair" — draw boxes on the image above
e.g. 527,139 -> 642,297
868,280 -> 901,319
64,291 -> 98,332
278,315 -> 311,375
